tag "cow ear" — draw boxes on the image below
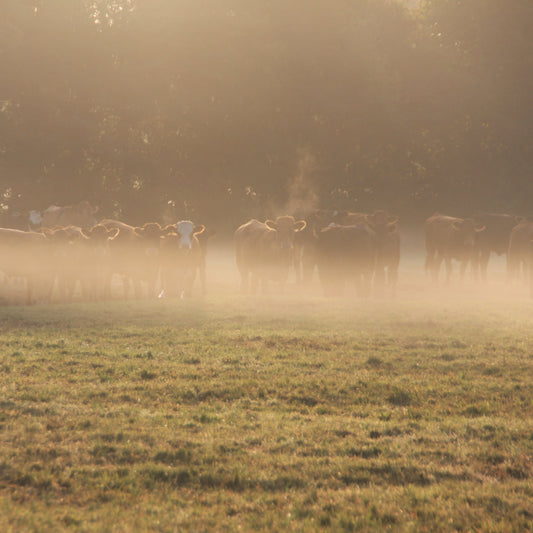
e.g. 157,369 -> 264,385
475,225 -> 486,233
265,220 -> 277,230
80,228 -> 91,238
193,224 -> 205,235
294,220 -> 306,232
133,227 -> 143,236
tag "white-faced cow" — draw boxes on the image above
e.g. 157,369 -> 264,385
235,216 -> 306,293
425,213 -> 485,283
159,221 -> 205,298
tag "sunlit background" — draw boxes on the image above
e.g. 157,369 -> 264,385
1,0 -> 532,229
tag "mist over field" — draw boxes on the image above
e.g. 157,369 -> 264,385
1,1 -> 533,531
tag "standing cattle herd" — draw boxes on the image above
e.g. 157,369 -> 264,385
0,201 -> 532,304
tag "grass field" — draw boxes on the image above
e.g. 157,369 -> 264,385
0,252 -> 532,531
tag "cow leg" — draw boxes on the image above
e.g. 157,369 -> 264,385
373,265 -> 385,297
25,278 -> 34,305
184,268 -> 196,297
250,273 -> 259,294
507,252 -> 519,284
388,267 -> 398,298
431,254 -> 443,283
239,270 -> 249,294
478,250 -> 490,283
198,264 -> 206,296
425,251 -> 434,280
459,259 -> 468,282
444,256 -> 453,283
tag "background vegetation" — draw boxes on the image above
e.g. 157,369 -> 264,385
1,0 -> 532,229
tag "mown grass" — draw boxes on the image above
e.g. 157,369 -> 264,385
0,294 -> 531,531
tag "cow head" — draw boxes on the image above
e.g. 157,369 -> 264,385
172,220 -> 205,250
265,215 -> 306,249
81,224 -> 119,243
29,210 -> 43,226
366,210 -> 399,233
134,222 -> 165,240
307,209 -> 337,233
74,201 -> 99,227
452,218 -> 485,247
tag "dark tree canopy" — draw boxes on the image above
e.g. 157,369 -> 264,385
1,0 -> 532,230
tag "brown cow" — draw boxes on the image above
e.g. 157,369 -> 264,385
0,228 -> 52,304
196,227 -> 216,295
100,219 -> 170,298
40,200 -> 98,229
365,210 -> 400,296
315,223 -> 376,298
77,224 -> 120,300
159,221 -> 205,298
507,220 -> 533,284
293,209 -> 337,285
234,216 -> 306,293
425,214 -> 485,283
471,213 -> 522,282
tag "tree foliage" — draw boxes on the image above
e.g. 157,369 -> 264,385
1,0 -> 532,228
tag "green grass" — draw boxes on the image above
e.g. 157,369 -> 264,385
0,295 -> 532,531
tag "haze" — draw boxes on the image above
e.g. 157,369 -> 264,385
1,0 -> 532,304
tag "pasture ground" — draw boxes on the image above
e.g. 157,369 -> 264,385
0,249 -> 532,531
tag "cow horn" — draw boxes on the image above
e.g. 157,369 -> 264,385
294,220 -> 306,232
193,224 -> 205,235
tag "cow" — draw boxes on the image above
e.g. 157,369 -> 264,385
315,223 -> 376,298
507,220 -> 533,285
234,216 -> 306,293
40,226 -> 86,302
334,210 -> 369,226
0,210 -> 32,230
40,200 -> 98,229
99,219 -> 170,298
424,213 -> 486,283
196,227 -> 216,295
0,228 -> 53,304
159,221 -> 205,298
470,213 -> 522,282
365,210 -> 400,296
293,209 -> 337,285
75,224 -> 120,300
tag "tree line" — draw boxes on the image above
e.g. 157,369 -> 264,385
1,0 -> 532,231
